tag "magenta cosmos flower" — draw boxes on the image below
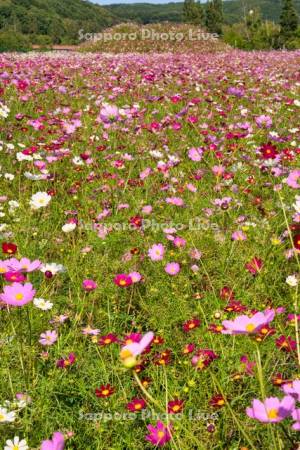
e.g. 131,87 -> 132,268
0,282 -> 35,307
41,431 -> 65,450
113,274 -> 133,287
82,279 -> 97,291
120,331 -> 154,368
148,243 -> 165,261
286,170 -> 300,189
145,421 -> 172,447
222,309 -> 275,335
246,396 -> 295,423
165,262 -> 180,276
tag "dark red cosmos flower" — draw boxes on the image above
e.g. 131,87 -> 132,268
126,398 -> 147,412
293,234 -> 300,250
98,333 -> 118,346
191,349 -> 218,370
182,318 -> 201,332
153,349 -> 172,366
255,325 -> 276,342
209,394 -> 226,408
224,300 -> 247,313
129,215 -> 143,229
56,352 -> 76,368
2,242 -> 17,255
152,335 -> 164,345
272,373 -> 292,387
182,343 -> 196,354
140,377 -> 152,388
245,257 -> 263,275
95,384 -> 115,398
168,399 -> 184,414
260,143 -> 278,159
276,335 -> 296,352
219,286 -> 235,301
208,324 -> 224,334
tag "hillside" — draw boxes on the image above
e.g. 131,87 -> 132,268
0,0 -> 115,44
105,0 -> 300,25
80,22 -> 231,52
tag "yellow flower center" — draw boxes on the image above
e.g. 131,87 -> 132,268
120,349 -> 133,359
0,413 -> 4,421
267,408 -> 278,419
15,293 -> 24,301
246,323 -> 255,332
157,431 -> 165,439
102,389 -> 109,396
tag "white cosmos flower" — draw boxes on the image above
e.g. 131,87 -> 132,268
286,275 -> 298,287
33,298 -> 53,310
24,172 -> 46,181
30,192 -> 52,210
16,152 -> 33,162
40,263 -> 66,275
4,436 -> 28,450
0,407 -> 16,423
294,100 -> 300,107
62,223 -> 76,233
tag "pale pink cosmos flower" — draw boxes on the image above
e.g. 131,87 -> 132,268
286,170 -> 300,189
188,147 -> 203,162
222,309 -> 275,335
41,431 -> 65,450
282,379 -> 300,401
98,104 -> 120,124
165,197 -> 184,207
39,330 -> 58,346
142,205 -> 152,214
246,396 -> 295,423
292,409 -> 300,430
148,244 -> 165,261
0,282 -> 36,307
129,271 -> 142,283
255,115 -> 272,128
7,257 -> 41,273
165,262 -> 180,276
231,230 -> 247,241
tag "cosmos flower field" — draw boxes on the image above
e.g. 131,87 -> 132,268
1,50 -> 300,449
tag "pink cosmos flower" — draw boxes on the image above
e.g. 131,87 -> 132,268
120,331 -> 154,367
165,197 -> 184,207
231,230 -> 247,241
41,432 -> 65,450
292,408 -> 300,430
129,271 -> 142,283
82,279 -> 97,291
39,330 -> 58,346
165,262 -> 180,276
98,104 -> 120,123
246,396 -> 295,423
255,115 -> 272,128
7,257 -> 41,272
286,170 -> 300,189
148,244 -> 165,261
0,282 -> 36,307
282,379 -> 300,400
145,421 -> 172,447
0,260 -> 9,274
188,147 -> 203,162
142,205 -> 152,214
222,309 -> 275,335
173,237 -> 186,248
